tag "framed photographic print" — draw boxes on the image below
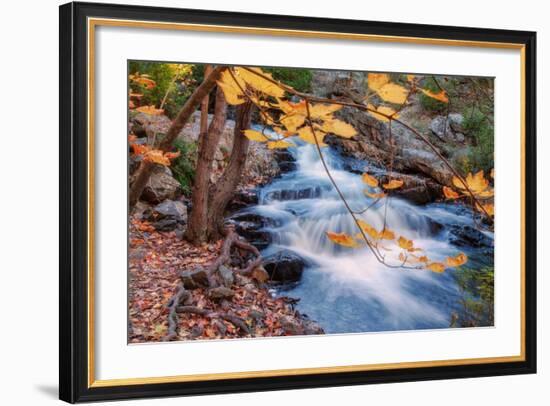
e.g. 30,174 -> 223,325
59,1 -> 537,403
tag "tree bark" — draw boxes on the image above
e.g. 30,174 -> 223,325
129,66 -> 226,207
185,87 -> 227,243
206,101 -> 254,240
199,65 -> 213,140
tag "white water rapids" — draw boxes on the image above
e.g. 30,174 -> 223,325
243,136 -> 493,333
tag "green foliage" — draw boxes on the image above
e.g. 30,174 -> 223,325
462,107 -> 494,173
129,61 -> 195,118
452,266 -> 494,327
170,139 -> 198,196
419,77 -> 447,113
264,67 -> 313,93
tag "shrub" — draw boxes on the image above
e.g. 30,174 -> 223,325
265,67 -> 313,92
462,107 -> 494,173
170,139 -> 198,196
452,266 -> 494,327
129,61 -> 194,118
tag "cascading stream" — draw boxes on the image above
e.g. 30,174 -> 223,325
242,131 -> 493,334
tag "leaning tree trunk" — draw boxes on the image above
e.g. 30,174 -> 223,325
128,66 -> 226,207
185,87 -> 228,244
206,101 -> 254,240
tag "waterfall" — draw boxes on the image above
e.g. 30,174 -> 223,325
244,132 -> 493,334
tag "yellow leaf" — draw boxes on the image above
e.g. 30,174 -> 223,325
467,170 -> 489,193
446,253 -> 468,267
280,113 -> 306,133
309,103 -> 342,118
477,189 -> 494,198
135,105 -> 164,115
407,74 -> 416,83
443,186 -> 460,199
145,150 -> 170,166
234,67 -> 285,98
476,202 -> 495,216
320,118 -> 357,138
366,103 -> 399,122
217,81 -> 245,105
216,70 -> 246,105
368,73 -> 390,91
382,179 -> 404,190
276,98 -> 305,114
377,83 -> 408,104
362,173 -> 379,187
364,190 -> 387,199
267,140 -> 292,149
326,231 -> 359,248
243,129 -> 269,142
297,126 -> 327,147
357,220 -> 380,240
397,236 -> 413,251
413,255 -> 429,263
420,88 -> 449,103
380,228 -> 396,240
452,171 -> 489,195
427,262 -> 446,273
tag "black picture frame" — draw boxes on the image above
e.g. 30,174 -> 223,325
60,1 -> 537,403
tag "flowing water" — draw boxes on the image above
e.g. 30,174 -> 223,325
242,133 -> 493,334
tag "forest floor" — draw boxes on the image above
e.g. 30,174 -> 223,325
128,217 -> 323,342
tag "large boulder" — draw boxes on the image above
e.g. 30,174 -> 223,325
150,199 -> 187,231
264,185 -> 325,202
448,224 -> 494,249
430,114 -> 465,143
379,173 -> 443,205
141,165 -> 182,204
262,250 -> 307,283
226,188 -> 259,213
227,212 -> 279,250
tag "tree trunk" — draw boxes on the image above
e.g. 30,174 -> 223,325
185,87 -> 227,244
206,101 -> 254,240
129,66 -> 226,207
199,65 -> 212,140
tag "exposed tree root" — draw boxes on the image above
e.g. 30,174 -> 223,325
176,306 -> 251,336
163,283 -> 191,341
163,227 -> 262,340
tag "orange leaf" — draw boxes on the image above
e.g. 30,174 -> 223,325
443,186 -> 460,199
364,190 -> 387,199
379,228 -> 396,240
397,236 -> 413,251
357,220 -> 380,240
136,105 -> 164,116
326,231 -> 359,248
164,151 -> 181,160
382,179 -> 404,190
131,143 -> 149,155
420,88 -> 448,103
427,262 -> 446,273
446,253 -> 468,267
144,149 -> 170,166
362,173 -> 379,187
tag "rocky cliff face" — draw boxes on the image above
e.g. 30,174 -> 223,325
311,70 -> 457,204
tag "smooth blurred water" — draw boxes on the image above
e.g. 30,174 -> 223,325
246,133 -> 493,333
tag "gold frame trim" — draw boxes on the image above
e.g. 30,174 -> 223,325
87,17 -> 527,388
